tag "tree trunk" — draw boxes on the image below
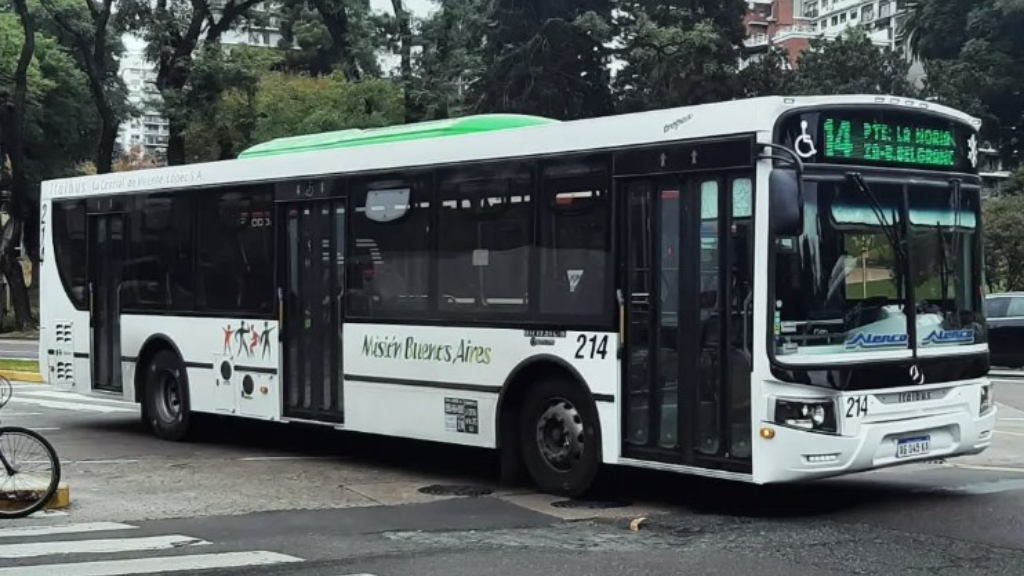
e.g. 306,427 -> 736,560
3,0 -> 36,330
166,120 -> 187,165
391,0 -> 414,122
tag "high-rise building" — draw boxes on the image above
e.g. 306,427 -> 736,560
114,7 -> 285,161
741,0 -> 909,68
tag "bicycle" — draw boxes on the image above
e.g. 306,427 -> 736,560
0,374 -> 62,519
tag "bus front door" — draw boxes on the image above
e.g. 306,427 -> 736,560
620,172 -> 752,473
88,213 -> 124,394
280,199 -> 346,423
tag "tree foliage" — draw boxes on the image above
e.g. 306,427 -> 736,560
117,0 -> 270,165
184,72 -> 404,162
983,194 -> 1024,292
474,0 -> 615,120
37,0 -> 129,173
907,0 -> 1024,163
791,27 -> 915,96
276,0 -> 382,78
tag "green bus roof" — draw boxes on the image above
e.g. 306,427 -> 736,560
237,114 -> 559,159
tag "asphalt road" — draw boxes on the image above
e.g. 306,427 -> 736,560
1,380 -> 1023,576
0,339 -> 37,360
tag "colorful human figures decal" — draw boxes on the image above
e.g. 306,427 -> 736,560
220,321 -> 276,359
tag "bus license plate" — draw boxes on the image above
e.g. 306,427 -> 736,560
896,436 -> 931,458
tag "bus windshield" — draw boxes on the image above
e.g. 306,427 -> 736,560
772,178 -> 985,360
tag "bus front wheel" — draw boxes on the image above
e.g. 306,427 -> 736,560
518,377 -> 600,497
143,350 -> 193,442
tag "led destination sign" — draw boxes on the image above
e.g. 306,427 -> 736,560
774,107 -> 979,174
822,117 -> 956,168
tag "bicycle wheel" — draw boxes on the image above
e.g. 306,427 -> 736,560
0,374 -> 11,409
0,427 -> 61,519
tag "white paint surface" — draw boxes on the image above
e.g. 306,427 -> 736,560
0,551 -> 302,575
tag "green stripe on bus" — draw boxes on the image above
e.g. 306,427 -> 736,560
237,114 -> 559,159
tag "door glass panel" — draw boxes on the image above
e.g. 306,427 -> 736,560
728,177 -> 754,459
91,214 -> 123,393
625,181 -> 654,447
283,199 -> 345,422
697,180 -> 721,456
658,183 -> 680,449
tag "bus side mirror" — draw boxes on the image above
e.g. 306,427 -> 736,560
769,169 -> 804,237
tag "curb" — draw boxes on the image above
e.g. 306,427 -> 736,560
0,482 -> 70,513
0,370 -> 42,383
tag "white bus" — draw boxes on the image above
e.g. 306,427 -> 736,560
38,95 -> 996,496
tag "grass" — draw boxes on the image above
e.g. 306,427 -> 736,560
0,359 -> 38,373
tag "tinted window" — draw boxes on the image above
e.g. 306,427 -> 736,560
986,296 -> 1010,319
52,200 -> 87,310
196,186 -> 274,314
438,163 -> 532,315
1007,297 -> 1024,318
538,157 -> 611,319
347,175 -> 433,317
124,193 -> 194,311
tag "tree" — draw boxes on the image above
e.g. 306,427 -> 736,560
409,0 -> 487,120
184,72 -> 404,162
905,0 -> 1024,165
0,2 -> 37,329
791,27 -> 916,97
118,0 -> 271,165
736,46 -> 795,98
982,194 -> 1024,292
612,0 -> 748,112
475,0 -> 614,120
37,0 -> 127,173
276,0 -> 381,78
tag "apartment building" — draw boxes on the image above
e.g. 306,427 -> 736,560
742,0 -> 908,67
115,10 -> 284,161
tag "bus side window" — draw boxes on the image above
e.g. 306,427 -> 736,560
538,158 -> 611,321
347,177 -> 432,317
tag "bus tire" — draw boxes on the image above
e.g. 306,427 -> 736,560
518,376 -> 600,497
143,350 -> 193,442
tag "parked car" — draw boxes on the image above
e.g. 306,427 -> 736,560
986,292 -> 1024,368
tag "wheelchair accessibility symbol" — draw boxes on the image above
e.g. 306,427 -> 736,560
794,120 -> 817,159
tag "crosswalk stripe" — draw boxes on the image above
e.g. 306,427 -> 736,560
13,390 -> 133,406
8,398 -> 135,414
0,551 -> 303,575
0,534 -> 208,559
0,523 -> 136,539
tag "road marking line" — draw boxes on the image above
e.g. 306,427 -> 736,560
0,523 -> 137,539
0,412 -> 43,416
240,456 -> 338,461
948,463 -> 1024,474
9,398 -> 135,414
0,534 -> 208,559
0,551 -> 303,575
67,459 -> 141,465
13,390 -> 133,406
995,430 -> 1024,437
27,427 -> 59,432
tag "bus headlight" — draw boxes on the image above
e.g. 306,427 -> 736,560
980,384 -> 994,416
774,399 -> 837,433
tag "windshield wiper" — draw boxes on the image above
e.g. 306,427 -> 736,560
844,173 -> 908,302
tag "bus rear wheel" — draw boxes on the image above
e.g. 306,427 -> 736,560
518,377 -> 600,497
143,350 -> 193,442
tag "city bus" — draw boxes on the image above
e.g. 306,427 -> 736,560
38,95 -> 996,496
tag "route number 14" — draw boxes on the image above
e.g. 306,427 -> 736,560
575,334 -> 609,360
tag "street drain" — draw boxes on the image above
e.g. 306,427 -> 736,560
418,485 -> 494,497
550,498 -> 632,510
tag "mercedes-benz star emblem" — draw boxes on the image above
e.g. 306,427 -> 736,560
909,364 -> 925,385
